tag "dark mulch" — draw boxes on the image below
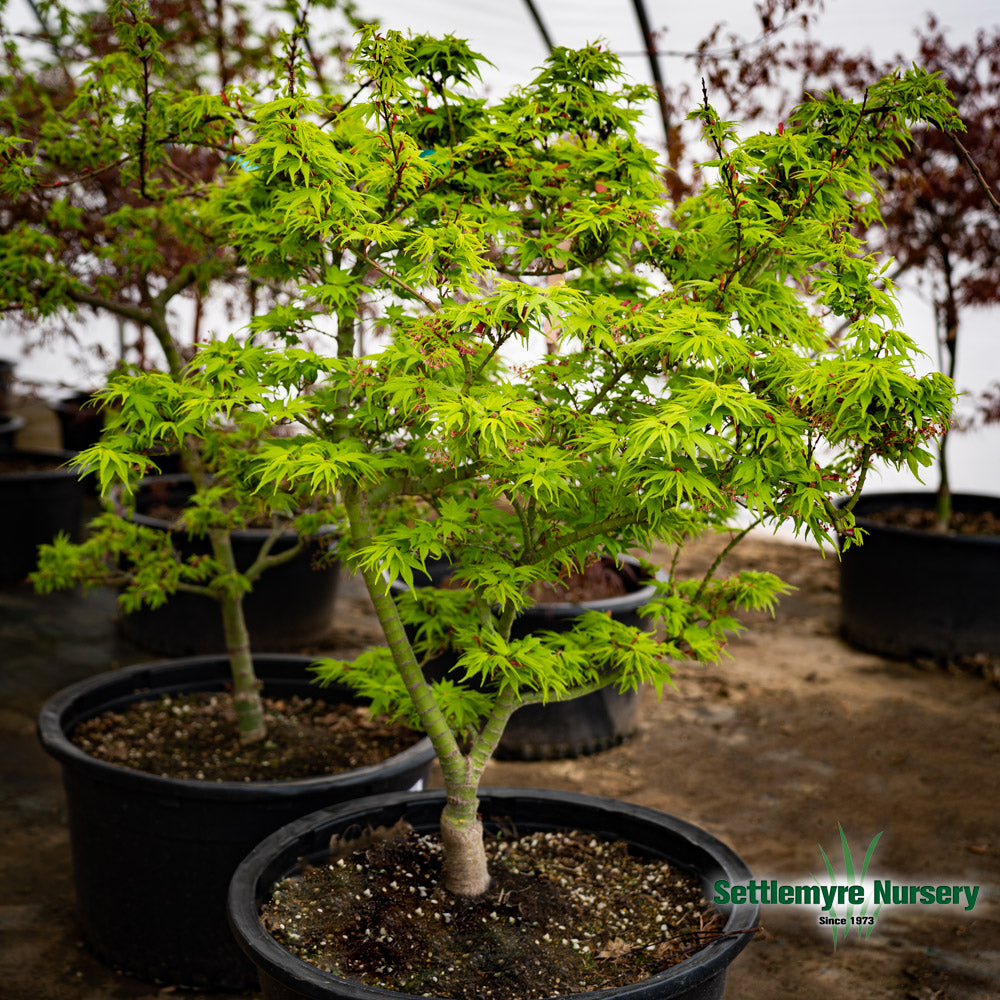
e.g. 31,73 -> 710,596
527,556 -> 633,603
441,555 -> 647,604
863,505 -> 1000,536
70,692 -> 420,781
263,823 -> 728,1000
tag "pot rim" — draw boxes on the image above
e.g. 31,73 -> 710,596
37,653 -> 435,801
834,491 -> 1000,547
122,472 -> 340,543
228,787 -> 759,1000
0,448 -> 82,481
0,412 -> 27,431
390,553 -> 664,617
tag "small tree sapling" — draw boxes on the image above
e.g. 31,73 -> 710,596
150,30 -> 958,895
29,369 -> 339,744
5,0 -> 347,742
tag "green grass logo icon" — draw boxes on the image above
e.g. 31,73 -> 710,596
817,824 -> 884,949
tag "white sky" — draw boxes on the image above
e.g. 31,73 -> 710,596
351,0 -> 998,96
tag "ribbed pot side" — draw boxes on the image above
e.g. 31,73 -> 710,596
838,492 -> 1000,660
37,655 -> 436,991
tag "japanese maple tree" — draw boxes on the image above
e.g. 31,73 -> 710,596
4,0 -> 354,742
106,28 -> 959,894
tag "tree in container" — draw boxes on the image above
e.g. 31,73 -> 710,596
148,27 -> 960,903
4,0 -> 358,740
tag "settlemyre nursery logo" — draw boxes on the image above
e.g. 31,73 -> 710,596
712,824 -> 982,949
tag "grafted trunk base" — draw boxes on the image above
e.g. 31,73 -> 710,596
440,808 -> 491,897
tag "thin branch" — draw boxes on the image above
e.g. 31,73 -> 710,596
692,520 -> 760,605
24,0 -> 74,87
495,264 -> 573,278
320,77 -> 375,127
465,334 -> 508,389
151,263 -> 202,312
65,287 -> 151,329
366,461 -> 484,506
284,0 -> 315,97
503,491 -> 535,558
580,364 -> 632,416
243,523 -> 305,583
466,685 -> 521,776
531,511 -> 649,565
174,581 -> 217,598
162,156 -> 210,190
36,157 -> 130,189
950,134 -> 1000,216
514,675 -> 613,709
358,251 -> 440,312
137,22 -> 152,201
822,444 -> 874,530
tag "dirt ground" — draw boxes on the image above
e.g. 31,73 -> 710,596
1,481 -> 998,999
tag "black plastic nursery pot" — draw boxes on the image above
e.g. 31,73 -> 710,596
37,654 -> 436,991
0,449 -> 84,584
117,474 -> 341,655
0,357 -> 14,411
51,389 -> 107,452
837,491 -> 1000,661
393,556 -> 655,760
0,411 -> 25,451
228,787 -> 759,1000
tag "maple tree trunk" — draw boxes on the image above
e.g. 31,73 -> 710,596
147,306 -> 267,745
936,288 -> 959,532
440,793 -> 492,897
341,483 -> 496,897
216,571 -> 266,744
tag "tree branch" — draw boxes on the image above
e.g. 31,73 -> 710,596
242,523 -> 306,584
174,580 -> 217,598
358,251 -> 440,312
950,134 -> 1000,216
531,511 -> 648,565
367,461 -> 484,506
65,286 -> 151,329
692,520 -> 760,605
342,484 -> 466,785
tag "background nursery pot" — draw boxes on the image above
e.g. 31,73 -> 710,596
228,787 -> 759,1000
0,411 -> 25,450
0,449 -> 83,584
392,556 -> 654,760
837,491 -> 1000,661
37,654 -> 436,991
0,358 -> 14,411
51,389 -> 107,453
116,474 -> 342,654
